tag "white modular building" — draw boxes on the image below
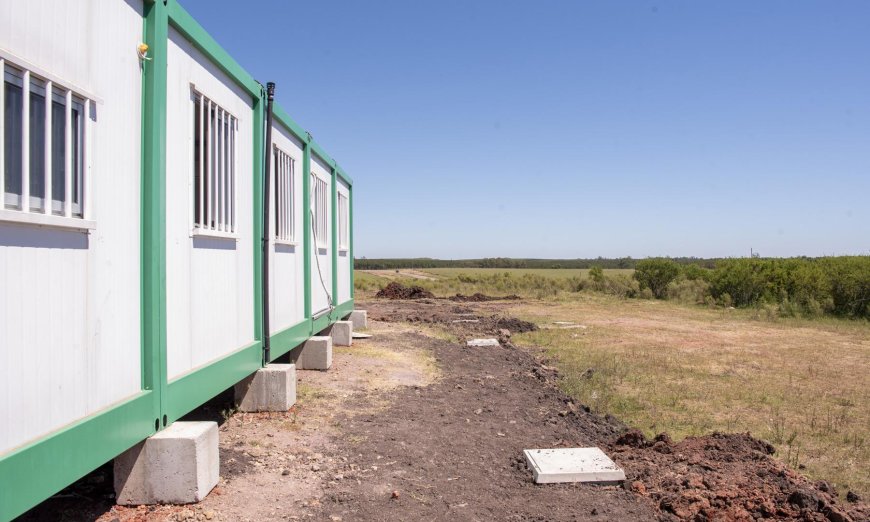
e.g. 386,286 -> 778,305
0,1 -> 355,519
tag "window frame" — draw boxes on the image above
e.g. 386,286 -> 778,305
310,172 -> 328,250
273,145 -> 296,245
337,191 -> 349,251
0,55 -> 92,231
190,87 -> 238,240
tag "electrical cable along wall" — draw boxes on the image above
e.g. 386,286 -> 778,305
0,1 -> 354,520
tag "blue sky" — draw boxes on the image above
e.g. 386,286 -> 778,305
182,0 -> 870,259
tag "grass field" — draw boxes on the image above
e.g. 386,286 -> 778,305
421,267 -> 634,279
356,268 -> 870,497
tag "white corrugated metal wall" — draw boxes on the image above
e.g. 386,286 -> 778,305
310,153 -> 333,315
337,179 -> 351,304
269,125 -> 305,333
164,26 -> 255,381
0,0 -> 144,455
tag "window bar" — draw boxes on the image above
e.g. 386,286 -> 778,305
285,155 -> 290,240
216,107 -> 222,231
277,151 -> 282,240
281,154 -> 290,240
198,94 -> 204,227
207,99 -> 213,229
0,59 -> 5,205
21,70 -> 30,212
82,98 -> 90,219
230,117 -> 235,233
64,89 -> 72,217
227,111 -> 230,232
221,110 -> 227,231
287,156 -> 295,240
285,156 -> 290,240
276,150 -> 281,239
43,81 -> 52,215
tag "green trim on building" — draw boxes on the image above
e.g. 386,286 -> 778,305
331,168 -> 339,307
302,140 -> 312,319
252,88 -> 265,355
165,342 -> 262,422
166,1 -> 260,98
348,183 -> 354,298
0,392 -> 156,521
141,0 -> 169,432
268,319 -> 312,362
272,103 -> 309,147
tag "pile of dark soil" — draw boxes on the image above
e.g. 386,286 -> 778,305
375,282 -> 435,300
366,299 -> 537,343
613,430 -> 867,521
449,293 -> 522,302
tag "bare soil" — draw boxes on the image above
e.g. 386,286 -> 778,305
17,298 -> 869,521
375,282 -> 434,300
448,292 -> 522,302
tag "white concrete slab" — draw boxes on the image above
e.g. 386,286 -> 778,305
466,338 -> 500,347
523,447 -> 625,484
352,332 -> 372,339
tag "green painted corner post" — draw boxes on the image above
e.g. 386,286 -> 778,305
349,184 -> 354,298
330,165 -> 338,315
141,0 -> 169,429
252,86 -> 265,363
302,139 -> 312,330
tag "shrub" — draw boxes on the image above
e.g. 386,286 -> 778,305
588,265 -> 605,283
667,278 -> 711,305
682,263 -> 711,282
634,258 -> 681,299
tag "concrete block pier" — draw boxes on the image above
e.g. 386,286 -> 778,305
114,421 -> 219,505
292,336 -> 333,370
234,364 -> 297,412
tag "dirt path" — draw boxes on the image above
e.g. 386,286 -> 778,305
18,298 -> 869,521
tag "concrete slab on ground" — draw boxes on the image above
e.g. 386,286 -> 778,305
524,447 -> 625,484
467,338 -> 500,347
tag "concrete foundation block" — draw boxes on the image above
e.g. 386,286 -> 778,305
323,320 -> 353,346
114,421 -> 219,505
346,310 -> 367,330
234,364 -> 297,412
292,336 -> 333,370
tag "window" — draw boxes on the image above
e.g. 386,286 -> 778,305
2,58 -> 87,218
192,89 -> 236,234
338,192 -> 348,250
310,173 -> 327,248
273,146 -> 295,242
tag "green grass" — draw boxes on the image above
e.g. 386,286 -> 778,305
355,268 -> 635,298
509,295 -> 870,499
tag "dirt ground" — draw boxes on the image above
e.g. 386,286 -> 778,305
18,298 -> 869,521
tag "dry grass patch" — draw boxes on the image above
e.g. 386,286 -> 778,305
511,294 -> 870,497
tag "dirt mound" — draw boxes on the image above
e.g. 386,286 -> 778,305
613,430 -> 868,521
495,317 -> 538,333
449,293 -> 521,302
376,282 -> 435,300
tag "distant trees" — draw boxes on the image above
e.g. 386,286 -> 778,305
633,259 -> 681,299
